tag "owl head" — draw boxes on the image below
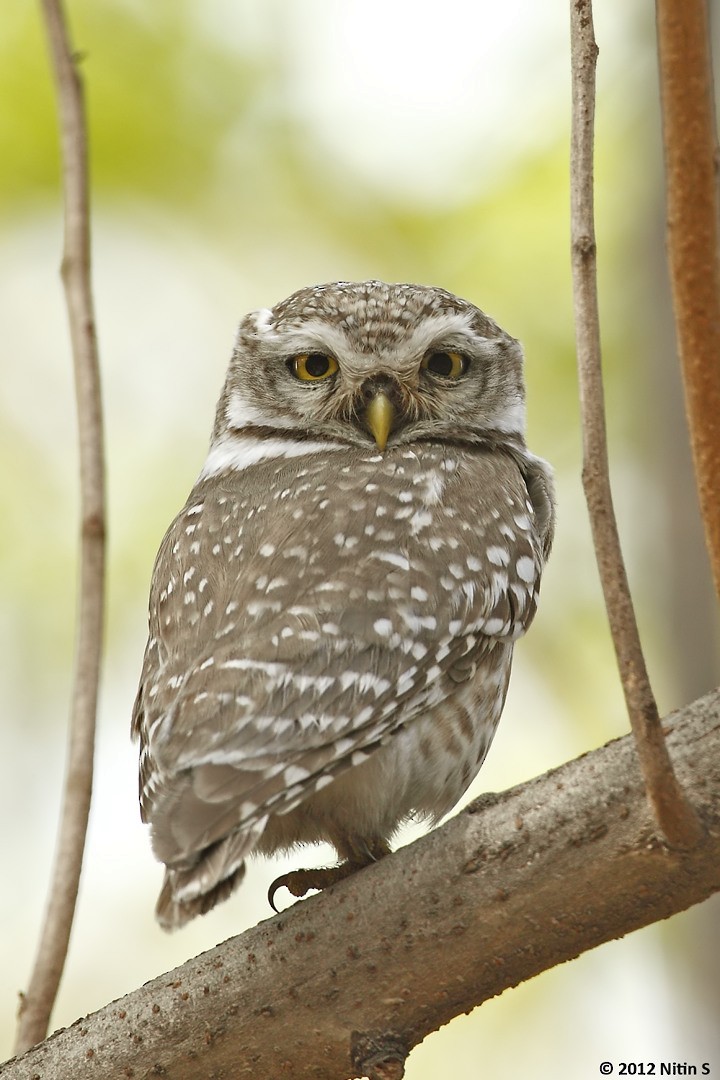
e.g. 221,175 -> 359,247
211,280 -> 527,453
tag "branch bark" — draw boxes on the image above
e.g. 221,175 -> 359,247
655,0 -> 720,602
15,0 -> 106,1054
3,689 -> 719,1080
569,0 -> 702,849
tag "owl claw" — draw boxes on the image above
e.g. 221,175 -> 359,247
267,862 -> 362,912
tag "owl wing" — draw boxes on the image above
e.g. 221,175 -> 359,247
132,445 -> 552,914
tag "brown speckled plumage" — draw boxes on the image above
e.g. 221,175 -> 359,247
132,280 -> 555,928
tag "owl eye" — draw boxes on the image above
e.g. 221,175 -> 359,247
290,352 -> 339,381
421,350 -> 468,379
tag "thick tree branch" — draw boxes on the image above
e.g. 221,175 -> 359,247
3,689 -> 719,1080
15,0 -> 106,1054
569,0 -> 701,849
655,0 -> 720,602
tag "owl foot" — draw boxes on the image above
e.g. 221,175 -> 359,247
268,860 -> 365,912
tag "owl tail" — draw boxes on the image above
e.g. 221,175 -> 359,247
155,817 -> 267,930
156,864 -> 245,930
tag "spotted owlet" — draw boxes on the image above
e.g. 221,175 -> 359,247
132,280 -> 555,929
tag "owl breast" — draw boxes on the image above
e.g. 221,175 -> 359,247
137,440 -> 540,882
246,443 -> 517,856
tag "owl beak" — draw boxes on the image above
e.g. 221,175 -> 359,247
364,391 -> 395,451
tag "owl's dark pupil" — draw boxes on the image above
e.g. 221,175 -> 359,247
427,351 -> 454,376
306,353 -> 330,377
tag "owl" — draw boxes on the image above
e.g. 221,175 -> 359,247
132,280 -> 555,930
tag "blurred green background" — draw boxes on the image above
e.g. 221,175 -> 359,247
2,0 -> 718,1073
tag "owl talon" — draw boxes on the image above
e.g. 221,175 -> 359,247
268,862 -> 363,912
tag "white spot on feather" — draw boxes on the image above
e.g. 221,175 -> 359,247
284,764 -> 311,786
487,545 -> 510,567
516,555 -> 535,583
373,551 -> 410,571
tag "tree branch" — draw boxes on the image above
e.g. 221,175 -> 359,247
569,0 -> 701,849
15,0 -> 106,1054
3,689 -> 719,1080
655,0 -> 720,603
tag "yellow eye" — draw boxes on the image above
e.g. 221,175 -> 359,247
290,352 -> 339,381
421,350 -> 468,379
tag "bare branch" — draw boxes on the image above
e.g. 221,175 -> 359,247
14,0 -> 106,1054
655,0 -> 720,602
569,0 -> 701,849
3,690 -> 719,1080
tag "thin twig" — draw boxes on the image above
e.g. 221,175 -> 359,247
569,0 -> 701,849
655,0 -> 720,603
14,0 -> 106,1054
